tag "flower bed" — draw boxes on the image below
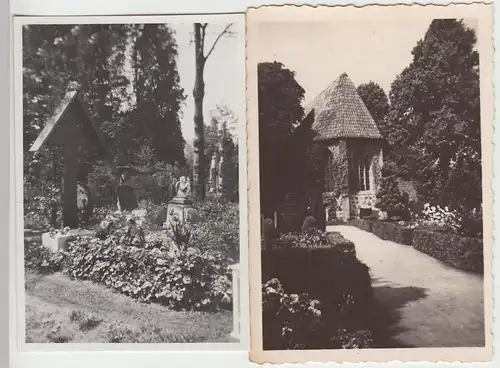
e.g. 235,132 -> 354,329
25,200 -> 239,312
64,235 -> 232,310
413,229 -> 483,274
262,230 -> 373,349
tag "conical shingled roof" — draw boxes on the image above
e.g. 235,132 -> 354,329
303,73 -> 382,142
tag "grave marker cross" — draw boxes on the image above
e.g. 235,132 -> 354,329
29,88 -> 106,229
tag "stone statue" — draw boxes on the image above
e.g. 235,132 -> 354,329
175,176 -> 191,199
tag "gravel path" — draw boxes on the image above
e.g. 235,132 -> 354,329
327,225 -> 485,348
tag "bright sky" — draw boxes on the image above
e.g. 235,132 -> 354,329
256,19 -> 478,105
170,22 -> 245,143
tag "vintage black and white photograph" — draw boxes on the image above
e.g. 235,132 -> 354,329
246,3 -> 493,364
16,15 -> 246,347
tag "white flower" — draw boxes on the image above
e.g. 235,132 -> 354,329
424,203 -> 430,208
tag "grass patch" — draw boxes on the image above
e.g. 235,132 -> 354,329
25,270 -> 234,343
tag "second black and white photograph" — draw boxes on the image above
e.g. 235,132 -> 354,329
246,3 -> 493,364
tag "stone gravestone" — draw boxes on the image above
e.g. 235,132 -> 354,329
29,87 -> 106,251
165,176 -> 194,227
117,185 -> 138,211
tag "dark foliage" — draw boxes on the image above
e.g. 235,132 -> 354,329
376,174 -> 411,220
262,231 -> 374,349
357,81 -> 390,140
384,20 -> 481,211
258,61 -> 305,216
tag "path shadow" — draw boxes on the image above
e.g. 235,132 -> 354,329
369,279 -> 428,349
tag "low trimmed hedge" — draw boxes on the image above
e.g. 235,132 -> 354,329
413,229 -> 483,274
262,231 -> 374,349
348,219 -> 373,233
346,218 -> 483,274
371,221 -> 414,245
348,219 -> 413,245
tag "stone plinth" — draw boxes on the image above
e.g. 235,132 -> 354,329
165,197 -> 193,226
42,229 -> 94,253
230,263 -> 241,340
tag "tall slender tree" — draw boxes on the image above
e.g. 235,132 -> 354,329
192,23 -> 234,200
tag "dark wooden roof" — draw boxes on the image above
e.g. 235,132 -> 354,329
29,90 -> 106,153
303,73 -> 382,142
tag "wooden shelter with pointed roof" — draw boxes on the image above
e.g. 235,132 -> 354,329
29,88 -> 107,228
298,73 -> 384,220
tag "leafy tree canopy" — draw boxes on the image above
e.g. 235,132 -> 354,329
384,19 -> 480,210
357,81 -> 390,139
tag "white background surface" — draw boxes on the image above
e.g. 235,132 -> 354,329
6,0 -> 500,367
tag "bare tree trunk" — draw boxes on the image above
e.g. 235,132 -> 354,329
192,23 -> 233,201
193,24 -> 206,200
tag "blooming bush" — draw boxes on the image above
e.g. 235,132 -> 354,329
420,203 -> 461,232
94,209 -> 148,246
64,236 -> 232,310
262,278 -> 373,350
262,278 -> 325,349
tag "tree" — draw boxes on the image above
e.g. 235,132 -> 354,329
129,24 -> 186,165
192,23 -> 234,200
258,61 -> 305,216
357,81 -> 390,139
385,19 -> 480,211
23,24 -> 187,218
23,24 -> 131,223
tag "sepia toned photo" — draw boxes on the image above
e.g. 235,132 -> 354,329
15,15 -> 247,349
246,3 -> 493,364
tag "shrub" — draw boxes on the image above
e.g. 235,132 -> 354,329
326,232 -> 356,255
24,236 -> 65,274
262,278 -> 373,350
262,278 -> 325,350
420,203 -> 460,232
166,211 -> 193,251
413,229 -> 483,273
272,228 -> 329,249
64,236 -> 232,310
376,174 -> 410,220
138,199 -> 168,230
262,231 -> 373,341
190,200 -> 240,264
458,208 -> 483,238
